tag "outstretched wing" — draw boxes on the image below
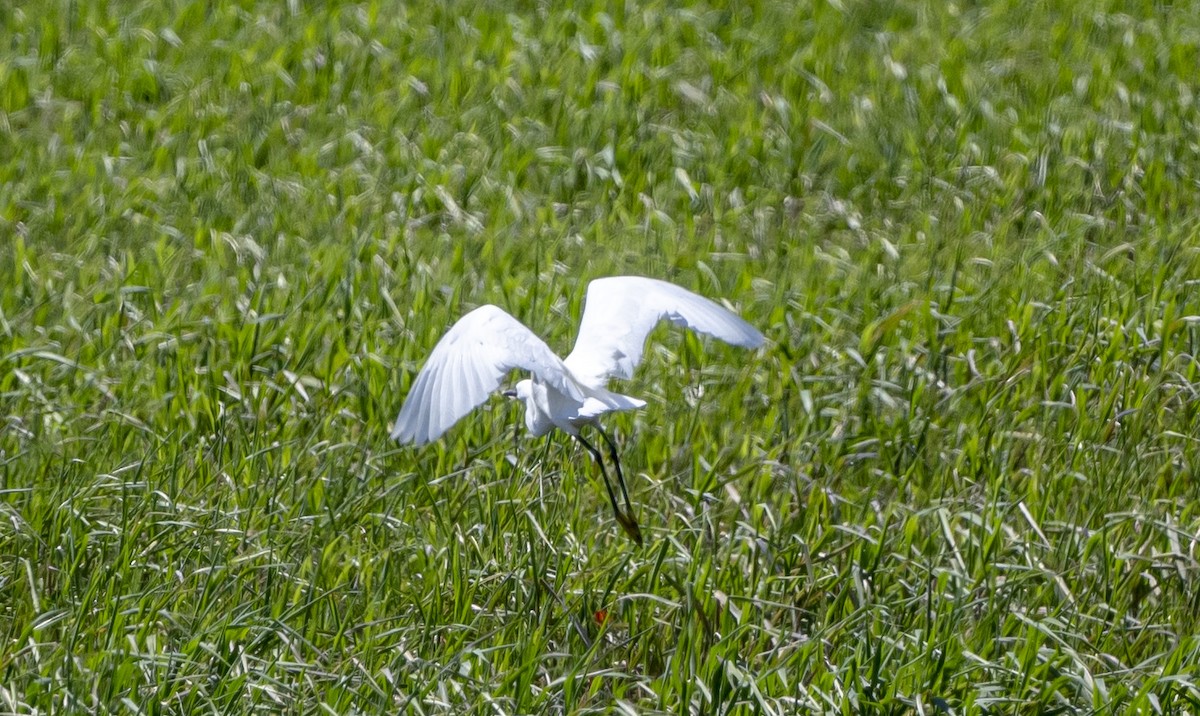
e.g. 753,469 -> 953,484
391,305 -> 582,445
562,276 -> 764,389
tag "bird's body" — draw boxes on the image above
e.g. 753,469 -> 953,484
392,276 -> 764,544
509,377 -> 644,438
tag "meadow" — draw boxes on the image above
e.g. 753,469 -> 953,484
2,0 -> 1200,712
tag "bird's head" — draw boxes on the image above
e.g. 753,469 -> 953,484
502,379 -> 532,401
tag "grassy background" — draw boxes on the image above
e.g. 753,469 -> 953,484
3,0 -> 1200,712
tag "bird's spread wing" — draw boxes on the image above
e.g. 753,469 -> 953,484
391,305 -> 582,445
562,276 -> 764,389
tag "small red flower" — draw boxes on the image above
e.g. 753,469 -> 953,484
594,609 -> 608,625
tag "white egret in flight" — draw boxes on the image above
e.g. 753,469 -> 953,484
391,276 -> 764,545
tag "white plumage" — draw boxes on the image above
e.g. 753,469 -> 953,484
391,275 -> 764,544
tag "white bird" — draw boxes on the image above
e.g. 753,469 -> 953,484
391,276 -> 764,545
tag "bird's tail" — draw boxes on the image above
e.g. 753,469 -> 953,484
576,387 -> 646,420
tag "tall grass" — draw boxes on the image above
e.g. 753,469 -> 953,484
2,0 -> 1200,712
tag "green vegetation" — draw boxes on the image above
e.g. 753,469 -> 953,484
3,0 -> 1200,712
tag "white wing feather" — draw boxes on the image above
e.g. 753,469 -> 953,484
391,305 -> 583,445
563,276 -> 764,389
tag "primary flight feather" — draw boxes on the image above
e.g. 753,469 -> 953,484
391,275 -> 764,544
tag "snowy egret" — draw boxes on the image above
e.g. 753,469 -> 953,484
391,276 -> 764,545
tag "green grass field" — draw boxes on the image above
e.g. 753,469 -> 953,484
3,0 -> 1200,712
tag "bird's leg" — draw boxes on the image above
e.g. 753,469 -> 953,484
593,426 -> 642,546
574,433 -> 643,546
573,434 -> 623,524
595,426 -> 635,518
